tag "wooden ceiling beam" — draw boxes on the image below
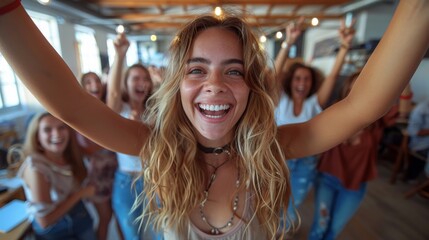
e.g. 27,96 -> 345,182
89,0 -> 350,8
129,16 -> 342,31
110,13 -> 342,22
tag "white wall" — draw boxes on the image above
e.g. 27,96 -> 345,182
58,21 -> 80,76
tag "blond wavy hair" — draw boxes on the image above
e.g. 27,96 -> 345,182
139,13 -> 292,238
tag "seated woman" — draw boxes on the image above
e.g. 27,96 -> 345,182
17,112 -> 96,240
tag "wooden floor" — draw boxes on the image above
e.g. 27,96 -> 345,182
291,160 -> 429,240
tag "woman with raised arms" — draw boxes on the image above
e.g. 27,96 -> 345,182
0,0 -> 428,238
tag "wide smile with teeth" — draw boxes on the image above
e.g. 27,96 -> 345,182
135,89 -> 147,94
50,138 -> 64,144
198,104 -> 230,119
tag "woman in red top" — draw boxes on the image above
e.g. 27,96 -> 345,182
309,72 -> 398,240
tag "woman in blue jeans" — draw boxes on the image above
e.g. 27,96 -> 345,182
108,32 -> 161,239
17,112 -> 96,240
112,169 -> 161,239
309,72 -> 398,240
273,18 -> 355,224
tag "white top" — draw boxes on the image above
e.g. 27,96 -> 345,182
117,103 -> 142,172
163,192 -> 267,239
274,92 -> 322,126
17,153 -> 77,219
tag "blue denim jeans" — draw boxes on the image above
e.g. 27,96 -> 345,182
32,200 -> 96,240
287,156 -> 318,222
309,173 -> 367,240
112,170 -> 162,240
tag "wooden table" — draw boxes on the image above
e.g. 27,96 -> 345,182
0,187 -> 24,208
0,176 -> 30,240
0,220 -> 31,240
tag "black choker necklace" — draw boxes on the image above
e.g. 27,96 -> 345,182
197,143 -> 229,154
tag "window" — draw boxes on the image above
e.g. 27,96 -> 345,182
0,11 -> 60,115
75,25 -> 102,76
0,57 -> 21,114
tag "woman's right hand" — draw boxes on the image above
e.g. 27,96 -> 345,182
285,16 -> 304,45
114,32 -> 130,58
339,18 -> 356,48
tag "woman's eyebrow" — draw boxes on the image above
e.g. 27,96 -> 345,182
187,57 -> 210,64
187,57 -> 243,66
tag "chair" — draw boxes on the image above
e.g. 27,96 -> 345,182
389,129 -> 426,184
0,130 -> 18,150
6,144 -> 24,176
0,130 -> 18,169
404,177 -> 429,199
390,130 -> 409,184
404,151 -> 429,198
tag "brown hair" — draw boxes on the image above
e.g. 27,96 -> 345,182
121,63 -> 153,106
283,62 -> 321,98
80,71 -> 107,103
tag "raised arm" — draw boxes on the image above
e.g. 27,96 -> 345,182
106,32 -> 129,113
273,17 -> 304,94
317,19 -> 355,108
0,1 -> 147,155
279,0 -> 429,159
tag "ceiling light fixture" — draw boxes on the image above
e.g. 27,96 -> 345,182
116,25 -> 125,33
214,6 -> 222,16
37,0 -> 50,5
311,17 -> 319,26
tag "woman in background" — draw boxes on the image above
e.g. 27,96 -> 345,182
17,112 -> 96,240
309,72 -> 399,239
78,72 -> 122,240
273,18 -> 355,223
106,33 -> 158,239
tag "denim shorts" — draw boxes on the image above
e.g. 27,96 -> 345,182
32,200 -> 96,240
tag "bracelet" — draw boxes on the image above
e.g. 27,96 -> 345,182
340,43 -> 350,50
400,93 -> 413,100
0,0 -> 21,16
281,41 -> 289,49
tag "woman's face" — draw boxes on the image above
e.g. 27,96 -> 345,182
291,67 -> 313,99
180,27 -> 250,146
82,73 -> 103,100
37,115 -> 70,157
126,67 -> 152,104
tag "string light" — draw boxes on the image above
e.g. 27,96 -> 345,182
311,17 -> 319,26
37,0 -> 50,5
276,31 -> 283,39
214,6 -> 222,16
150,35 -> 157,41
259,35 -> 267,43
116,25 -> 125,33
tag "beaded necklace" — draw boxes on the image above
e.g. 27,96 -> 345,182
198,147 -> 240,235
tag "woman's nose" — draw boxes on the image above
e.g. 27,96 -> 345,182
204,71 -> 226,93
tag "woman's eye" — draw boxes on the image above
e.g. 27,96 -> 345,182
188,68 -> 204,74
227,70 -> 243,76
